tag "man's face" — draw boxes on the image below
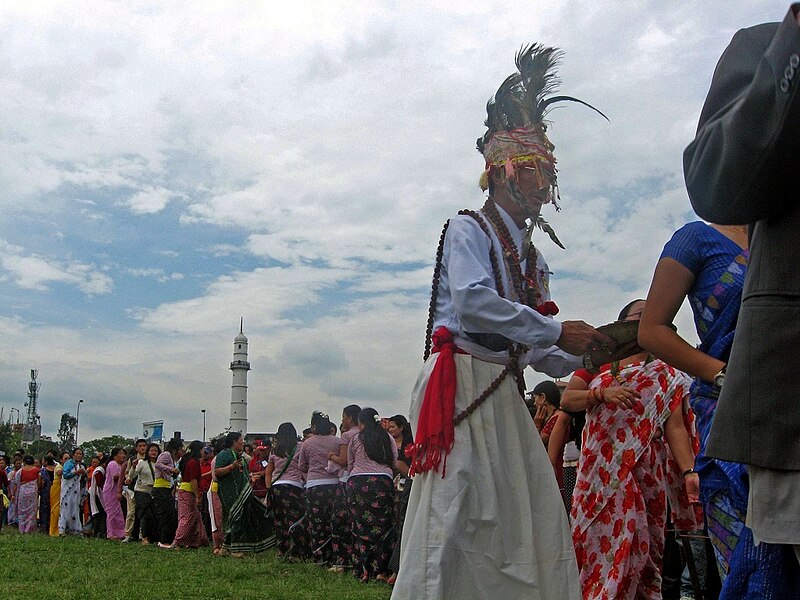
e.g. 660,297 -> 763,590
136,441 -> 147,455
511,165 -> 551,218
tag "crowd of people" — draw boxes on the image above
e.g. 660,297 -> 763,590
3,6 -> 800,600
0,407 -> 416,585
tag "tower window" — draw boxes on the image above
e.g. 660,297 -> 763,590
238,344 -> 242,349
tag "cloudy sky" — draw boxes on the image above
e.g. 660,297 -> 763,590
0,1 -> 788,443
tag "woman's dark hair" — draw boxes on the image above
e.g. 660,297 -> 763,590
23,454 -> 34,465
343,404 -> 361,424
109,447 -> 124,461
60,452 -> 70,462
273,423 -> 299,458
211,437 -> 226,455
44,457 -> 56,467
71,447 -> 83,458
311,411 -> 333,436
358,408 -> 394,467
179,440 -> 204,474
618,298 -> 646,321
389,415 -> 414,450
223,432 -> 242,449
145,443 -> 160,461
532,380 -> 561,409
166,438 -> 183,454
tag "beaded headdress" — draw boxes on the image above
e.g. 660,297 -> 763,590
476,44 -> 607,210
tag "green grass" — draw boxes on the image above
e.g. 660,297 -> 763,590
0,530 -> 393,600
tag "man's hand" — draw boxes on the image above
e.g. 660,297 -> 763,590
556,321 -> 615,356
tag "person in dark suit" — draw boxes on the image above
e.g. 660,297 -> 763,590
684,3 -> 800,582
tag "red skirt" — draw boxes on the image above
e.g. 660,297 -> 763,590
174,489 -> 209,548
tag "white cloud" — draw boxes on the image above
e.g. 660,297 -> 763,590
125,186 -> 177,215
0,239 -> 113,295
0,0 -> 785,438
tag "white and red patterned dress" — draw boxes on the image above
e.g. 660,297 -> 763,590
571,359 -> 702,600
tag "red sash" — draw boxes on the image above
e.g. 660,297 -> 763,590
410,327 -> 464,478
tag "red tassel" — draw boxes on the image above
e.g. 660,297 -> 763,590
410,327 -> 459,478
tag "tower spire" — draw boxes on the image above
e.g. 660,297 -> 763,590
229,322 -> 250,434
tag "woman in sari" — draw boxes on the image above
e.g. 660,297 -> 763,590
562,300 -> 702,600
532,380 -> 561,448
59,447 -> 85,535
49,452 -> 69,536
173,440 -> 209,548
639,221 -> 799,598
214,431 -> 274,556
14,455 -> 41,533
37,457 -> 54,532
103,447 -> 127,539
266,422 -> 308,560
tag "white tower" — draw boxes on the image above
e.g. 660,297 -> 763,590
229,318 -> 250,434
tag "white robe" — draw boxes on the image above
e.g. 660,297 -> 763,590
392,203 -> 581,600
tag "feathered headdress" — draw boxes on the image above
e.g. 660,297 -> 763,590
477,44 -> 607,216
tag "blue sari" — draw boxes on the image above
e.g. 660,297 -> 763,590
663,222 -> 799,598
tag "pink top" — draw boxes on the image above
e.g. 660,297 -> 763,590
340,427 -> 359,448
338,427 -> 360,481
348,431 -> 397,478
268,445 -> 306,486
298,434 -> 342,483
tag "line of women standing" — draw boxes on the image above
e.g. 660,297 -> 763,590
280,407 -> 402,583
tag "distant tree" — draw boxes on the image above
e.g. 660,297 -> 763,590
29,438 -> 59,458
81,435 -> 136,457
57,413 -> 77,452
0,421 -> 22,455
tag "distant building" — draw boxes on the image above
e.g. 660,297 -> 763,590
229,319 -> 250,434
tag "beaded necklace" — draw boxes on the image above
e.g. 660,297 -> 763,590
423,198 -> 537,422
481,198 -> 542,308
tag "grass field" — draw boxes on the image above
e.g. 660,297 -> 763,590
0,530 -> 393,600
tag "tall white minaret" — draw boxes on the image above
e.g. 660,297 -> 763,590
229,318 -> 250,434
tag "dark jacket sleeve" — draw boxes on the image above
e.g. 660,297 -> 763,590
684,7 -> 800,224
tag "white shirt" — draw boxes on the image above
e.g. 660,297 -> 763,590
434,202 -> 580,377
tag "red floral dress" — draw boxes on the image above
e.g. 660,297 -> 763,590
570,359 -> 702,600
